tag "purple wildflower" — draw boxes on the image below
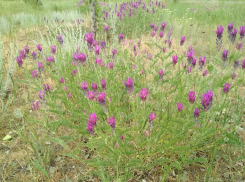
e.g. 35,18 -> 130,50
104,25 -> 109,34
187,67 -> 192,74
59,77 -> 66,83
176,103 -> 184,112
85,32 -> 94,45
92,83 -> 97,92
95,57 -> 103,67
19,49 -> 27,59
139,88 -> 149,101
44,84 -> 50,92
228,22 -> 234,32
222,49 -> 228,62
32,101 -> 39,111
162,47 -> 166,53
123,77 -> 134,95
50,45 -> 57,55
108,62 -> 113,69
67,92 -> 72,98
72,69 -> 78,76
186,50 -> 195,64
36,44 -> 42,52
234,60 -> 239,69
215,25 -> 224,39
32,51 -> 37,60
151,31 -> 156,37
87,122 -> 94,135
16,56 -> 23,67
88,91 -> 96,100
119,33 -> 125,43
159,31 -> 164,38
161,22 -> 166,31
38,62 -> 43,73
38,90 -> 45,101
191,58 -> 197,67
30,70 -> 38,79
149,113 -> 156,127
120,134 -> 124,140
203,70 -> 208,77
159,69 -> 164,80
108,116 -> 116,129
24,46 -> 29,55
145,130 -> 150,137
236,42 -> 242,50
151,22 -> 154,29
46,56 -> 55,65
172,55 -> 178,66
94,45 -> 100,55
193,108 -> 200,121
101,79 -> 106,91
57,35 -> 63,45
239,26 -> 245,40
199,56 -> 206,70
79,82 -> 89,96
231,73 -> 237,80
242,60 -> 245,69
223,83 -> 231,93
188,91 -> 196,104
88,113 -> 97,127
153,25 -> 158,32
180,36 -> 186,46
201,90 -> 213,111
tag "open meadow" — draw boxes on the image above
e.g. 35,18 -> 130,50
1,0 -> 245,181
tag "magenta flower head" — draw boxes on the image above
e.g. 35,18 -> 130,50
87,122 -> 94,135
72,69 -> 78,76
36,44 -> 42,52
231,73 -> 237,80
239,26 -> 245,40
199,56 -> 206,70
149,113 -> 156,127
223,83 -> 231,93
16,56 -> 23,67
228,22 -> 234,32
108,62 -> 114,69
203,70 -> 208,77
177,103 -> 184,112
159,69 -> 164,80
159,31 -> 164,38
19,49 -> 27,59
123,77 -> 134,95
168,39 -> 172,48
32,101 -> 39,111
88,91 -> 96,100
201,90 -> 213,111
172,55 -> 178,66
112,48 -> 117,59
186,49 -> 195,63
139,88 -> 149,101
230,28 -> 238,43
145,130 -> 150,137
97,92 -> 106,103
44,84 -> 50,92
38,90 -> 45,101
162,47 -> 166,53
88,113 -> 97,127
120,134 -> 124,140
242,60 -> 245,69
119,33 -> 125,43
38,62 -> 43,73
24,45 -> 29,54
85,32 -> 94,45
215,25 -> 224,39
92,83 -> 97,92
193,108 -> 200,121
77,53 -> 86,64
148,54 -> 153,60
67,92 -> 72,99
32,51 -> 37,60
30,70 -> 38,79
180,36 -> 186,46
161,22 -> 166,31
95,57 -> 103,67
57,34 -> 63,45
104,25 -> 109,34
50,45 -> 57,55
151,31 -> 156,37
101,79 -> 106,90
188,91 -> 196,104
191,58 -> 197,67
79,82 -> 89,96
234,60 -> 239,69
236,42 -> 242,50
150,22 -> 154,29
222,49 -> 228,62
108,116 -> 116,129
94,45 -> 100,55
60,77 -> 66,84
92,40 -> 97,47
46,56 -> 55,65
187,67 -> 192,74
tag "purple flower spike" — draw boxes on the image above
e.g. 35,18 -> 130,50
223,83 -> 231,93
193,108 -> 200,121
242,60 -> 245,69
161,22 -> 166,31
119,33 -> 125,43
139,88 -> 149,101
44,84 -> 50,92
32,51 -> 37,61
92,83 -> 98,92
30,70 -> 38,79
123,77 -> 134,95
234,60 -> 239,69
231,73 -> 237,80
67,92 -> 72,99
36,44 -> 42,52
177,103 -> 184,112
85,32 -> 94,45
199,56 -> 206,70
50,45 -> 57,55
230,28 -> 238,43
88,113 -> 97,127
215,25 -> 224,39
87,122 -> 94,135
187,67 -> 192,74
32,101 -> 39,111
180,36 -> 186,46
149,113 -> 156,127
79,82 -> 89,96
186,50 -> 195,64
239,26 -> 245,40
159,31 -> 164,38
222,49 -> 228,62
203,70 -> 208,77
108,116 -> 116,129
16,56 -> 23,67
38,90 -> 45,101
24,46 -> 29,54
57,34 -> 63,45
72,69 -> 78,76
60,77 -> 66,84
88,91 -> 96,100
228,22 -> 234,32
38,62 -> 43,73
236,42 -> 242,50
97,92 -> 107,112
101,79 -> 106,91
172,55 -> 178,66
151,22 -> 154,29
46,56 -> 55,65
19,49 -> 27,59
191,58 -> 196,67
94,45 -> 100,55
120,134 -> 124,140
151,31 -> 156,37
112,48 -> 117,59
162,47 -> 166,53
104,25 -> 109,34
188,91 -> 196,104
201,90 -> 213,111
108,62 -> 113,69
153,25 -> 158,32
92,40 -> 97,47
159,69 -> 164,80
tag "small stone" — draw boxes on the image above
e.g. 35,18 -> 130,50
49,166 -> 56,174
3,135 -> 12,141
200,168 -> 205,172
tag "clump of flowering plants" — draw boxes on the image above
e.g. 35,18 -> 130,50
17,16 -> 245,181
